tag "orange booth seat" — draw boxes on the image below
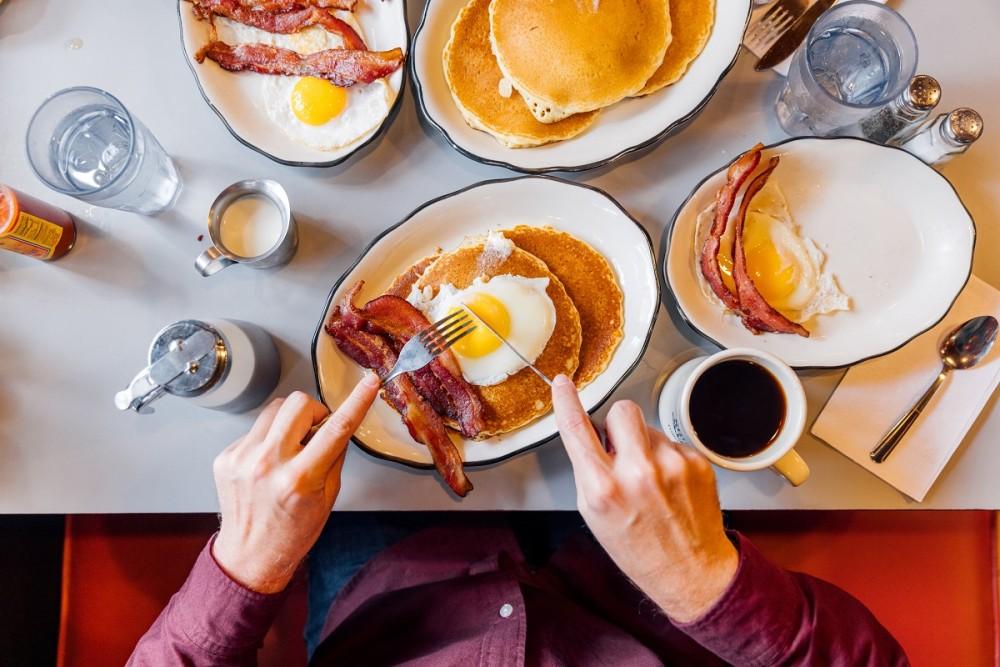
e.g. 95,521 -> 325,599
58,512 -> 998,667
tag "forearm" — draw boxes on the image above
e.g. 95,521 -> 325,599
677,533 -> 908,667
127,534 -> 289,667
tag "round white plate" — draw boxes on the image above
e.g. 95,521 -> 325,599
177,0 -> 408,167
312,176 -> 659,468
411,0 -> 751,173
665,137 -> 976,369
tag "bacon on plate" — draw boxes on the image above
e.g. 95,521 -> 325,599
731,157 -> 810,337
191,0 -> 366,50
699,143 -> 763,312
195,42 -> 404,87
232,0 -> 358,11
325,283 -> 476,497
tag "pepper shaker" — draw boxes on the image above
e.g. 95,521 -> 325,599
853,75 -> 942,145
116,319 -> 281,414
898,108 -> 984,168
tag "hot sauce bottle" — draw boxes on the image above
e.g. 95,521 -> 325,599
0,185 -> 78,261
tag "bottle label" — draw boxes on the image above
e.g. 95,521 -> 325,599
0,211 -> 65,260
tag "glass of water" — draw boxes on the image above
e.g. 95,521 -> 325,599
26,87 -> 181,215
775,1 -> 917,137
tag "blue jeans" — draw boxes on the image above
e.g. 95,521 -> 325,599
304,512 -> 584,657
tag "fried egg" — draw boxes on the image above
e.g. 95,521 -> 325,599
408,275 -> 556,386
696,179 -> 849,323
215,17 -> 394,151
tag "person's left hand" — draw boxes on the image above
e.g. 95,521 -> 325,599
211,374 -> 380,593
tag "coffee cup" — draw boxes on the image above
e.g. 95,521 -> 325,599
657,348 -> 809,486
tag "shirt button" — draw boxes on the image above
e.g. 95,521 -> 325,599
499,603 -> 513,618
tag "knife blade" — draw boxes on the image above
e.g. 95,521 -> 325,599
462,303 -> 553,386
755,0 -> 835,71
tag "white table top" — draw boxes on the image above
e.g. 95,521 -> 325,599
2,0 -> 998,513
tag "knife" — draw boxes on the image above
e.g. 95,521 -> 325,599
755,0 -> 836,71
462,303 -> 553,386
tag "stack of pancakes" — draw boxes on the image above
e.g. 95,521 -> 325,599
443,0 -> 715,148
388,226 -> 624,437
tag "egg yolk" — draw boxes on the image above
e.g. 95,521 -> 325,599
290,77 -> 348,126
717,213 -> 797,308
451,293 -> 511,358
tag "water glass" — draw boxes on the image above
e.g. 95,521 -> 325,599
26,87 -> 181,215
775,1 -> 917,137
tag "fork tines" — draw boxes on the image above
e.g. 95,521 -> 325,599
421,310 -> 477,354
745,3 -> 797,53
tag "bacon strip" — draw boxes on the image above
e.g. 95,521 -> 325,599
195,42 -> 404,87
191,0 -> 365,50
346,293 -> 485,439
232,0 -> 357,10
699,143 -> 763,311
325,284 -> 475,496
731,157 -> 810,337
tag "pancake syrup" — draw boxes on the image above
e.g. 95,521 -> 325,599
689,360 -> 785,458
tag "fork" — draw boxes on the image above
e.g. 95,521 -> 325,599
303,310 -> 476,444
743,0 -> 809,55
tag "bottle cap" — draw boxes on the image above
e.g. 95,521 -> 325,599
945,108 -> 984,144
904,75 -> 941,111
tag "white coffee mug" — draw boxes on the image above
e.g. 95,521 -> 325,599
657,348 -> 810,486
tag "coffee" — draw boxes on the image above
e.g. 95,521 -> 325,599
689,359 -> 785,458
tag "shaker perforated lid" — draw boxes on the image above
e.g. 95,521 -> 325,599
945,108 -> 984,144
903,75 -> 941,111
115,320 -> 229,413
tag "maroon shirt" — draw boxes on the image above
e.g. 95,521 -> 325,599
129,526 -> 907,666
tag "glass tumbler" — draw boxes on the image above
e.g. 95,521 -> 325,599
775,1 -> 918,137
26,87 -> 181,215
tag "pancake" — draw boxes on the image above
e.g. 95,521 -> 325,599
443,0 -> 599,148
414,243 -> 582,437
638,0 -> 714,95
502,226 -> 623,386
387,253 -> 439,297
489,0 -> 672,122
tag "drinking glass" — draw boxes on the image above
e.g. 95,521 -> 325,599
775,1 -> 917,137
26,87 -> 181,215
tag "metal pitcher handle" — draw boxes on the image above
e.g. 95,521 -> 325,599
195,245 -> 235,277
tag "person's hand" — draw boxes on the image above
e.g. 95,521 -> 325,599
551,375 -> 738,623
212,374 -> 380,593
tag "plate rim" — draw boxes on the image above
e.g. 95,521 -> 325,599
310,174 -> 661,469
662,135 -> 978,370
174,0 -> 411,168
409,0 -> 752,174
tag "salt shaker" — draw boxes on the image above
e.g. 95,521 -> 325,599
116,319 -> 281,414
854,75 -> 941,145
898,108 -> 984,168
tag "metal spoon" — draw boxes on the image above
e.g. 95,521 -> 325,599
870,315 -> 999,463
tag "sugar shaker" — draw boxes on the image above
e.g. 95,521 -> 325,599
116,319 -> 281,414
854,75 -> 942,145
898,108 -> 984,168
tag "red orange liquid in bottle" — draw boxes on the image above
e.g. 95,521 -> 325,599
0,185 -> 77,261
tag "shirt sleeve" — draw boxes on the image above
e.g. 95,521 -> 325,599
127,534 -> 289,667
676,533 -> 909,667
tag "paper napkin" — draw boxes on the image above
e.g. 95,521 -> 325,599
811,276 -> 1000,501
744,0 -> 888,77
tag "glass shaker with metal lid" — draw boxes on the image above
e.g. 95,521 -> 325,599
854,75 -> 942,145
898,107 -> 984,167
116,319 -> 280,414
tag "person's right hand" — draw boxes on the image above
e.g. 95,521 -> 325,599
551,374 -> 738,623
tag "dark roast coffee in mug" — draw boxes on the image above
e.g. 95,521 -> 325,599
688,359 -> 786,459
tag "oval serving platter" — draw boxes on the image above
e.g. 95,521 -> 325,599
177,0 -> 409,167
312,176 -> 660,469
411,0 -> 751,173
665,137 -> 976,369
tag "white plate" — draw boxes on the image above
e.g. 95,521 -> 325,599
177,0 -> 408,167
312,177 -> 659,468
665,137 -> 976,369
411,0 -> 751,173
